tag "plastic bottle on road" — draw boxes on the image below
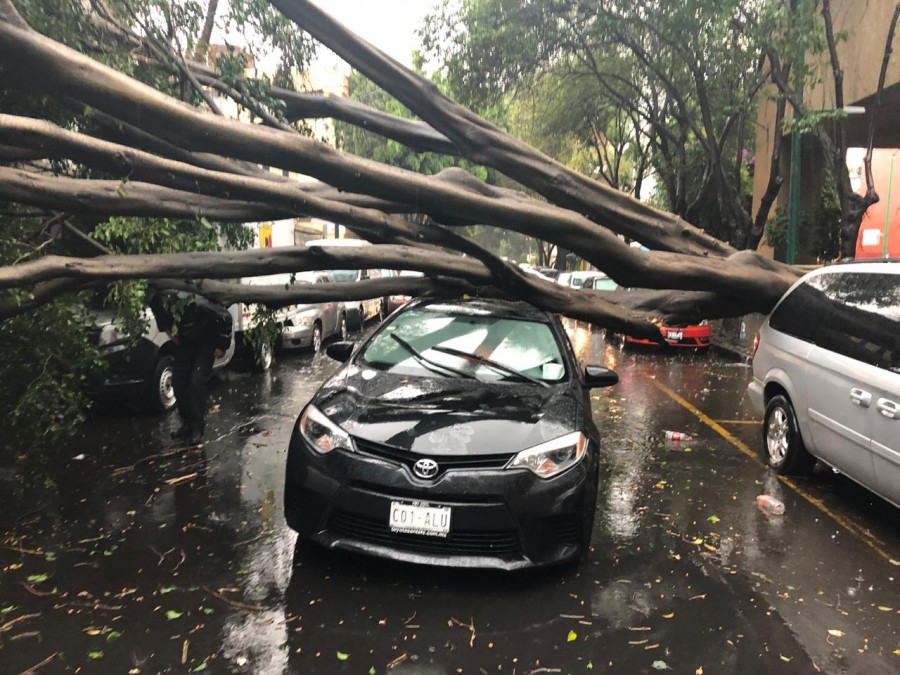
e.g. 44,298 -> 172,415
756,494 -> 785,516
664,430 -> 695,442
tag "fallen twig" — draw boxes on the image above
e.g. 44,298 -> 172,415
201,585 -> 263,612
1,544 -> 43,556
18,651 -> 57,674
18,584 -> 53,597
164,472 -> 198,486
9,630 -> 41,642
113,445 -> 203,475
149,545 -> 175,565
181,638 -> 189,665
449,616 -> 476,647
0,613 -> 40,632
387,653 -> 408,669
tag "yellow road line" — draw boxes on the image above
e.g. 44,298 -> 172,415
649,378 -> 895,565
715,420 -> 762,425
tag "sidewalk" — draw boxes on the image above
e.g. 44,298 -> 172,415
710,313 -> 765,361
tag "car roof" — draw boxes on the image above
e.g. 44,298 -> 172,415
405,297 -> 557,322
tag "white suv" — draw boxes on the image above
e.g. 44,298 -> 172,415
747,261 -> 900,507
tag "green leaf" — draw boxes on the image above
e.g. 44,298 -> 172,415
160,586 -> 177,594
106,631 -> 122,641
1,605 -> 15,614
166,610 -> 183,620
587,662 -> 593,670
567,629 -> 577,642
369,668 -> 376,675
45,551 -> 57,561
707,515 -> 720,524
779,655 -> 792,662
193,661 -> 208,672
652,661 -> 668,670
88,651 -> 104,660
337,651 -> 349,661
203,607 -> 214,615
26,574 -> 48,583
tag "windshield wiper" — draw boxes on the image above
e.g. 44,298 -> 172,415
390,334 -> 477,380
430,345 -> 551,388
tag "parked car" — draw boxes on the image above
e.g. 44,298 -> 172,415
274,272 -> 349,353
558,270 -> 607,290
579,276 -> 711,348
284,297 -> 619,570
305,238 -> 382,329
385,270 -> 424,315
747,261 -> 900,507
88,304 -> 240,413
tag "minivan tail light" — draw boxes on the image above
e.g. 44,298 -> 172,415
750,332 -> 760,361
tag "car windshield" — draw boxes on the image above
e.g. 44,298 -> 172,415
329,270 -> 359,283
359,308 -> 568,384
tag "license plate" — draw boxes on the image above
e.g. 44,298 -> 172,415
665,330 -> 683,341
389,501 -> 451,537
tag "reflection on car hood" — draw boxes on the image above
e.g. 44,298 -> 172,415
312,366 -> 579,457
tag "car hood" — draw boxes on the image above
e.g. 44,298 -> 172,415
312,365 -> 579,457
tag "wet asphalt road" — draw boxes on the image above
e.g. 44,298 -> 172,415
1,322 -> 898,674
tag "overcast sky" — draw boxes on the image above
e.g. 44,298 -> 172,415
309,0 -> 441,70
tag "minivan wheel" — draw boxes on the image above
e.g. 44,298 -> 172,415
311,322 -> 323,353
764,394 -> 815,475
150,355 -> 177,413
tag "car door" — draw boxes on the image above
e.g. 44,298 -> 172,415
804,345 -> 876,485
871,366 -> 900,506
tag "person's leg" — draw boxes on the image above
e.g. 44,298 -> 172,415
185,340 -> 217,443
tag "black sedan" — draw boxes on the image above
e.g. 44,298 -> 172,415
284,298 -> 618,570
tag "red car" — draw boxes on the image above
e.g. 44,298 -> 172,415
624,322 -> 711,349
579,276 -> 711,349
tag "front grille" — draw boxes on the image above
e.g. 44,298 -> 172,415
353,437 -> 514,476
328,509 -> 521,557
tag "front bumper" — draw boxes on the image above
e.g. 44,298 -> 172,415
284,431 -> 597,570
280,324 -> 313,349
626,325 -> 711,348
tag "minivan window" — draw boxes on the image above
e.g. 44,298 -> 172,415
770,271 -> 900,372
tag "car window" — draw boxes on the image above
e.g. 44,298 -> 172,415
329,270 -> 359,283
359,309 -> 568,383
770,271 -> 900,372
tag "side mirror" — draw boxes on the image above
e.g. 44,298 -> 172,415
583,365 -> 618,388
325,341 -> 354,363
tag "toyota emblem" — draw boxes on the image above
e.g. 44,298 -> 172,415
413,458 -> 439,479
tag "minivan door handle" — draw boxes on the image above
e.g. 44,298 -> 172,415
876,398 -> 900,419
850,388 -> 872,408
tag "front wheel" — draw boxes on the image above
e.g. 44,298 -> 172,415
254,340 -> 273,372
764,394 -> 815,475
148,355 -> 177,413
311,322 -> 323,353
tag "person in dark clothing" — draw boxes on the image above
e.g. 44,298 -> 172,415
149,291 -> 233,445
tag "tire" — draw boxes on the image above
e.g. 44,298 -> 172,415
338,313 -> 349,342
763,394 -> 816,475
311,322 -> 323,353
254,340 -> 273,372
149,355 -> 177,413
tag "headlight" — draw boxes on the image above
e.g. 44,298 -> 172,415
298,404 -> 355,455
507,431 -> 588,478
298,314 -> 315,328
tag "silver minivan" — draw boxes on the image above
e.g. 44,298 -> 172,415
747,261 -> 900,507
